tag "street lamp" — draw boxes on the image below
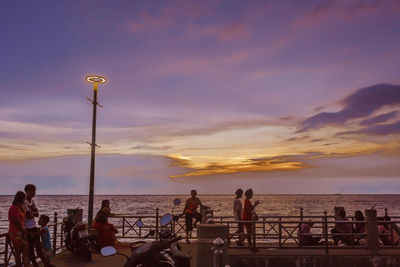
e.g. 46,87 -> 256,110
85,75 -> 106,225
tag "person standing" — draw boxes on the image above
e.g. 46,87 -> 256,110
233,188 -> 244,246
242,189 -> 259,246
183,190 -> 205,244
24,184 -> 53,267
8,191 -> 30,267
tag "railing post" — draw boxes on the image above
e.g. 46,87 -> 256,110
350,218 -> 354,246
385,208 -> 388,217
262,217 -> 266,238
53,212 -> 58,255
299,208 -> 303,248
390,222 -> 394,246
156,208 -> 159,241
60,222 -> 64,249
5,234 -> 9,266
324,211 -> 328,254
365,209 -> 379,250
122,218 -> 125,237
252,212 -> 257,251
278,217 -> 282,247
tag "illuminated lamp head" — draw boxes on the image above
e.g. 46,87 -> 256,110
85,75 -> 107,91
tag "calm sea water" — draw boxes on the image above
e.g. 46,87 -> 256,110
1,194 -> 399,231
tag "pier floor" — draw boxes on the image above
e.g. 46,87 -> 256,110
49,242 -> 400,267
51,242 -> 197,267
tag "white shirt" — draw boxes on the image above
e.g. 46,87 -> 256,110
24,199 -> 37,229
233,198 -> 242,222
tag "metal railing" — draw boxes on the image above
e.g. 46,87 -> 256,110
1,208 -> 400,265
0,212 -> 64,266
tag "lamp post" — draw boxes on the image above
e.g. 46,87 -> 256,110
85,75 -> 106,225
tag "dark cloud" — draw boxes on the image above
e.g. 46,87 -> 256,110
309,0 -> 391,18
285,135 -> 310,142
340,120 -> 400,136
300,84 -> 400,131
360,111 -> 398,126
311,138 -> 323,142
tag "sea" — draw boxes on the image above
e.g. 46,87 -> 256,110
1,194 -> 399,232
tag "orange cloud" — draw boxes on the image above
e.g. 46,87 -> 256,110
168,154 -> 307,178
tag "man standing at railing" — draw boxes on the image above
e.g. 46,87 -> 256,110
233,188 -> 244,246
183,190 -> 206,244
24,184 -> 54,267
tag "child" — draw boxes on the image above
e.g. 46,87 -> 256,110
38,215 -> 53,260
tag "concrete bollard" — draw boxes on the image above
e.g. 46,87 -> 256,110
365,209 -> 379,250
212,237 -> 225,267
197,224 -> 229,267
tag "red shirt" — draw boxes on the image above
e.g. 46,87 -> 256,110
242,199 -> 253,221
184,197 -> 200,214
8,204 -> 25,234
93,222 -> 116,248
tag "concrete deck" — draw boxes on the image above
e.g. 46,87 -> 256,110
51,242 -> 197,267
49,242 -> 400,267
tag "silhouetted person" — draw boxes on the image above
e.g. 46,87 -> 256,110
233,188 -> 244,246
331,209 -> 352,245
8,191 -> 30,267
24,184 -> 53,267
242,189 -> 259,246
183,190 -> 205,244
93,199 -> 114,225
353,210 -> 366,244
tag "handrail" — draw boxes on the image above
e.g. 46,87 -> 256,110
2,208 -> 400,265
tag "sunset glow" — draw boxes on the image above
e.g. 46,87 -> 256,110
0,0 -> 400,194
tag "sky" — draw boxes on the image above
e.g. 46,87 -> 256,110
0,0 -> 400,194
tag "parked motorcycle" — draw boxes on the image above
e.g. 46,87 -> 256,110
101,199 -> 191,267
63,208 -> 94,261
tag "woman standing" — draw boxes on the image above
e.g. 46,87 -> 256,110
242,189 -> 259,246
8,191 -> 30,267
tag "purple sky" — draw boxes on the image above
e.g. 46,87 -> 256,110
1,0 -> 400,194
